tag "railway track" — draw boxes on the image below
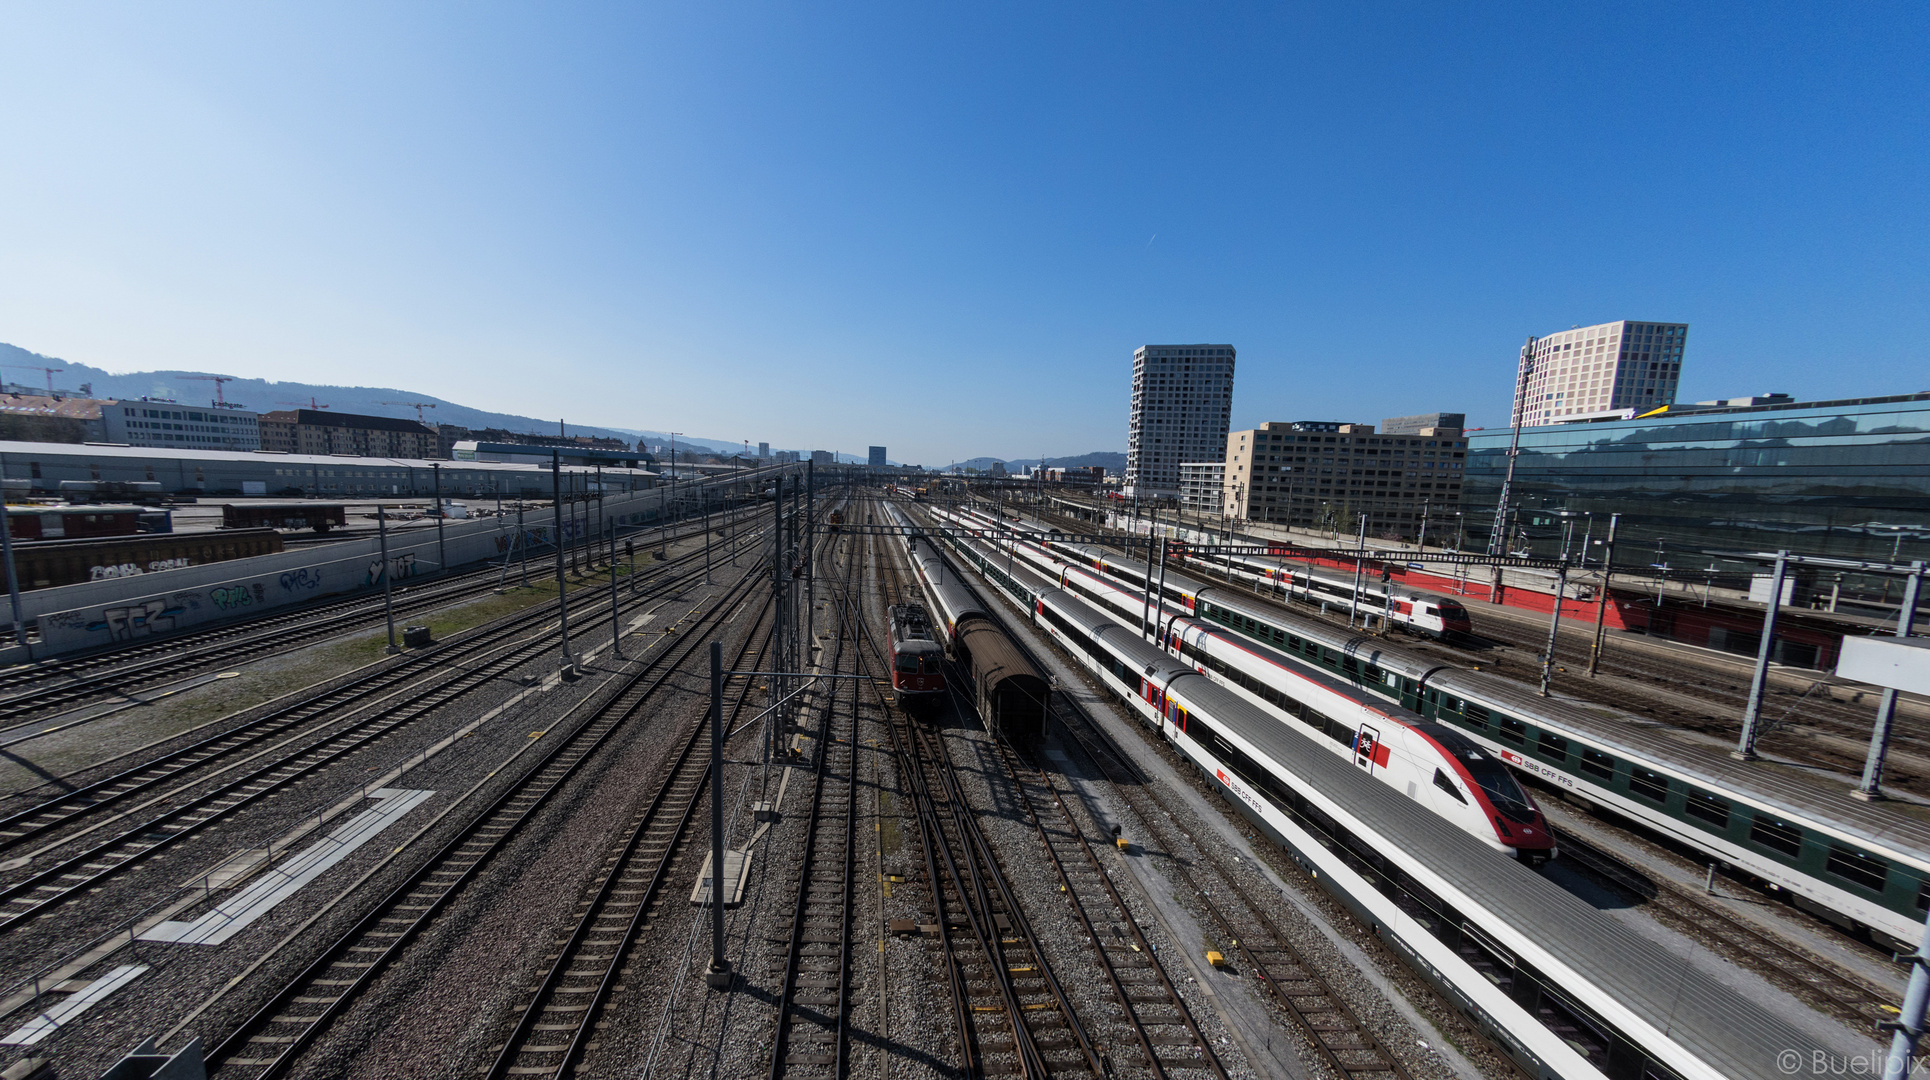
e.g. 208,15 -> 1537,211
768,516 -> 862,1079
0,528 -> 764,936
203,555 -> 775,1079
1551,826 -> 1895,1029
926,498 -> 1422,1080
0,505 -> 762,727
872,521 -> 1226,1079
992,736 -> 1226,1078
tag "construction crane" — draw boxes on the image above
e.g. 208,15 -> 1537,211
4,365 -> 63,396
276,398 -> 330,410
182,375 -> 243,408
381,401 -> 438,425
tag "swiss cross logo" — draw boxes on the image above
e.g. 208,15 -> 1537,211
1215,769 -> 1228,785
1500,750 -> 1525,766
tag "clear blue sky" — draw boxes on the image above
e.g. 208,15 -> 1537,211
1,3 -> 1924,465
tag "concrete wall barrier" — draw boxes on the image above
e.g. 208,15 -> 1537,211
24,479 -> 774,657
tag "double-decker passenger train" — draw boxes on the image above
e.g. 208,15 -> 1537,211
930,504 -> 1555,861
919,509 -> 1822,1080
941,500 -> 1930,951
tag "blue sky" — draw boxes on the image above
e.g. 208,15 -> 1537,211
1,3 -> 1924,465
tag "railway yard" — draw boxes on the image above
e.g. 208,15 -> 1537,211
0,479 -> 1919,1080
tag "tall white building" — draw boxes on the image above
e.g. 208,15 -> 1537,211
1512,320 -> 1688,427
1126,344 -> 1235,497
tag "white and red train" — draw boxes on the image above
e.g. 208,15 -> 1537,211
931,503 -> 1555,861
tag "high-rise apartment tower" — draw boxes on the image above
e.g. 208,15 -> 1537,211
1126,344 -> 1235,497
1512,320 -> 1687,427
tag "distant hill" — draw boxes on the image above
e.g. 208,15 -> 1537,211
951,451 -> 1124,474
0,341 -> 753,453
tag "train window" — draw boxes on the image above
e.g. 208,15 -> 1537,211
1627,767 -> 1669,803
1825,844 -> 1889,893
1456,923 -> 1514,993
1536,731 -> 1569,761
1578,747 -> 1615,780
1684,790 -> 1730,829
1461,702 -> 1488,729
1497,717 -> 1527,745
1432,769 -> 1467,804
1536,990 -> 1612,1068
1917,880 -> 1929,915
1747,815 -> 1803,858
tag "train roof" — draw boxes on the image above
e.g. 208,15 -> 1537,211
1163,670 -> 1824,1080
1430,667 -> 1930,867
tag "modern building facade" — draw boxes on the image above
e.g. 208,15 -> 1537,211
758,442 -> 770,459
101,402 -> 261,451
1381,412 -> 1466,435
1223,420 -> 1468,536
868,446 -> 887,468
1177,462 -> 1224,514
259,409 -> 439,458
1126,344 -> 1235,498
1466,392 -> 1930,565
1512,320 -> 1687,427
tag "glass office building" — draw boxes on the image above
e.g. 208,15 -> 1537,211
1465,393 -> 1930,566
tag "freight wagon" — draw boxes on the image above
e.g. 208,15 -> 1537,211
220,502 -> 348,533
3,529 -> 284,591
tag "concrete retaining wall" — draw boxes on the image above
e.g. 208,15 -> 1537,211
23,474 -> 784,657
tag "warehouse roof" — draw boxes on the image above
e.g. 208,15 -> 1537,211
0,440 -> 658,476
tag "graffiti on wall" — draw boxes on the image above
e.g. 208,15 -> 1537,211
366,552 -> 419,587
279,568 -> 323,594
210,583 -> 268,610
84,598 -> 186,641
86,557 -> 193,582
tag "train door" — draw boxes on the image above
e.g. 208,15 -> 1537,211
1353,724 -> 1386,771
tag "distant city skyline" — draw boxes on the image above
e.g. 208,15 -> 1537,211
1,6 -> 1923,464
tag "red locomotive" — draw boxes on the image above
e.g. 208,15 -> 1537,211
887,603 -> 945,705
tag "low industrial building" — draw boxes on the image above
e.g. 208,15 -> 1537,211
1464,391 -> 1930,565
0,441 -> 658,499
451,441 -> 651,469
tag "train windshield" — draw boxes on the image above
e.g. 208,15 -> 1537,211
894,654 -> 921,673
1457,752 -> 1538,824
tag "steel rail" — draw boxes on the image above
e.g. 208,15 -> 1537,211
0,533 -> 763,934
204,555 -> 774,1079
0,517 -> 769,859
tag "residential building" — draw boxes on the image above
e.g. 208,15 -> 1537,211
810,450 -> 834,466
0,394 -> 113,444
1512,320 -> 1688,427
758,442 -> 770,459
1223,420 -> 1467,536
868,446 -> 887,468
1177,462 -> 1224,514
1381,412 -> 1466,436
257,409 -> 440,458
1466,391 -> 1930,565
1126,344 -> 1235,498
101,402 -> 260,451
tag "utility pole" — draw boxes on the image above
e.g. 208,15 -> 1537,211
377,505 -> 400,654
0,497 -> 23,650
1586,514 -> 1620,677
1734,550 -> 1790,760
1488,337 -> 1534,603
1539,557 -> 1569,696
1140,508 -> 1159,642
705,641 -> 731,990
552,450 -> 575,673
517,502 -> 529,587
431,463 -> 445,573
1349,514 -> 1367,628
608,505 -> 623,659
805,460 -> 815,663
1855,562 -> 1924,799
